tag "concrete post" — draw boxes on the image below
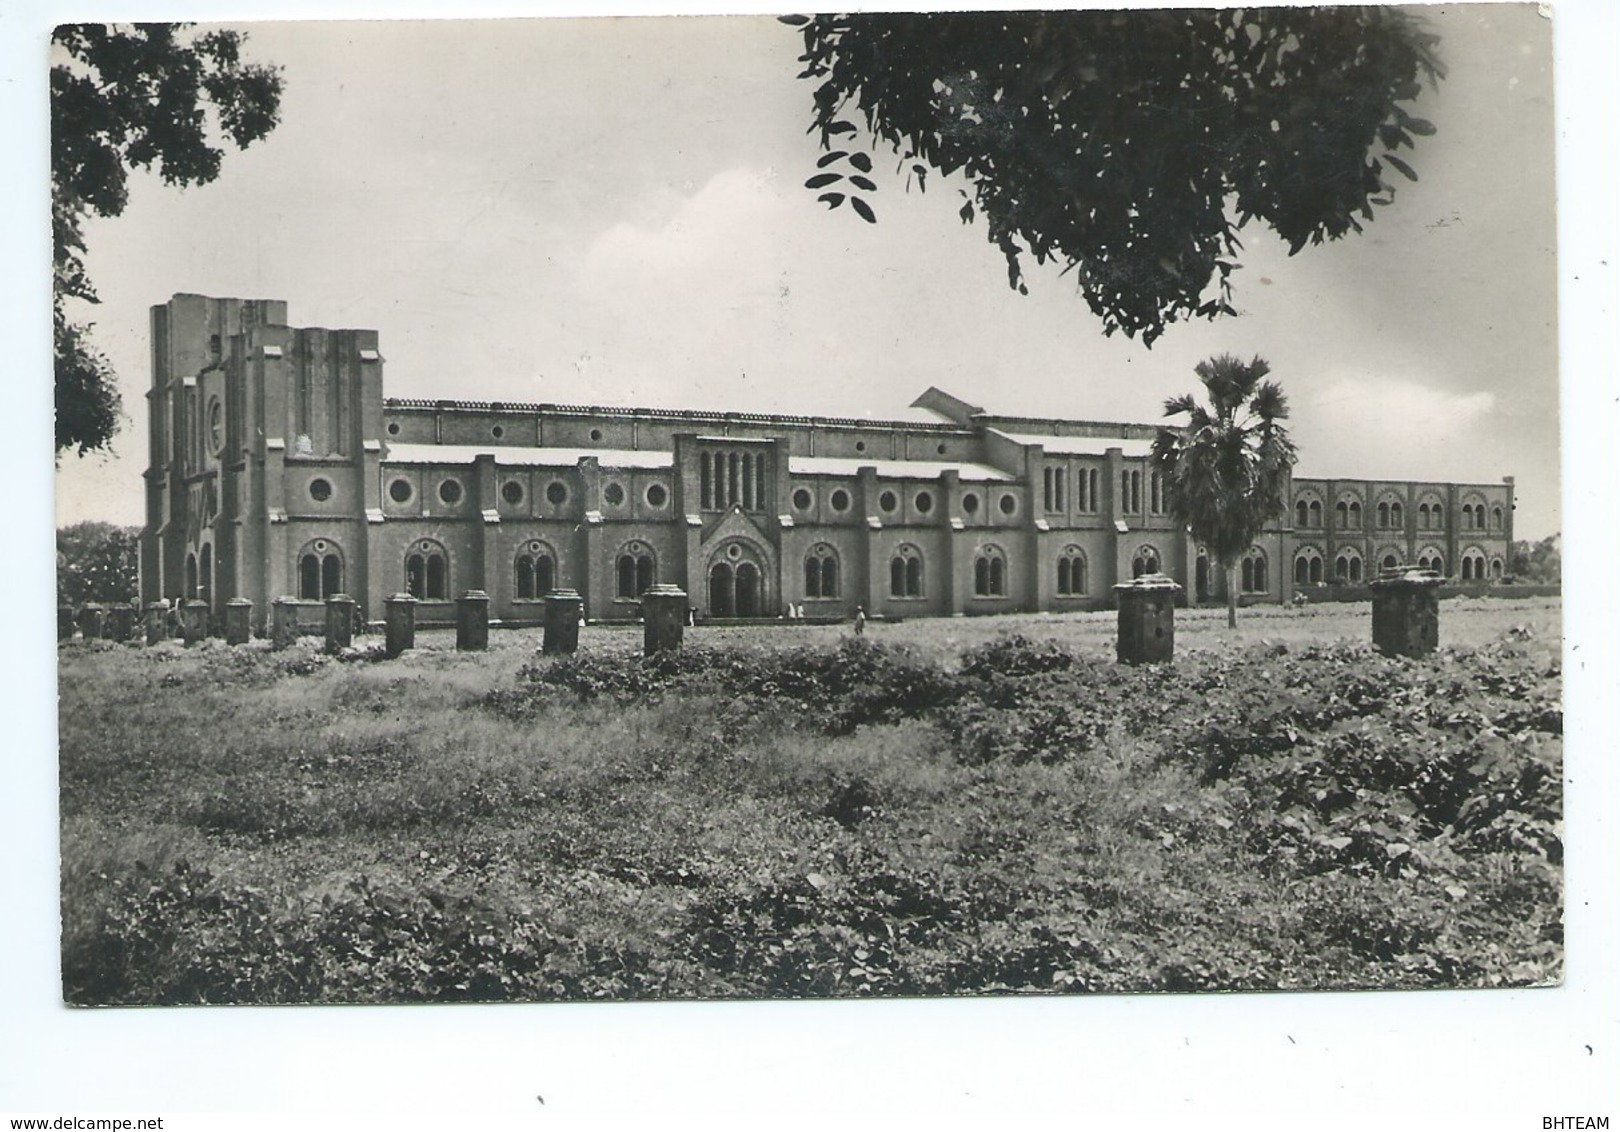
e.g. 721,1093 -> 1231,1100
384,593 -> 417,658
144,602 -> 167,645
325,594 -> 357,653
456,590 -> 490,652
225,598 -> 253,645
1371,566 -> 1443,657
58,605 -> 76,641
642,584 -> 688,656
542,589 -> 583,655
106,603 -> 135,643
271,597 -> 300,650
77,603 -> 105,641
179,599 -> 209,645
1114,573 -> 1181,664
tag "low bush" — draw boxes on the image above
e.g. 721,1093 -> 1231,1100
59,608 -> 1563,1003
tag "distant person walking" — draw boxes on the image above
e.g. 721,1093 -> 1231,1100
853,606 -> 866,636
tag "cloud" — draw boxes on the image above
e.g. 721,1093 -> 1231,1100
1293,372 -> 1501,483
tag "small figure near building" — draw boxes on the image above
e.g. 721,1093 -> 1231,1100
853,606 -> 866,636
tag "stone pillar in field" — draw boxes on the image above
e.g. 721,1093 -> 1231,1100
225,598 -> 253,645
144,602 -> 168,645
1371,566 -> 1443,657
542,588 -> 583,655
384,593 -> 417,658
271,597 -> 300,649
642,584 -> 688,656
106,603 -> 135,643
77,603 -> 105,641
1114,573 -> 1181,665
456,590 -> 490,652
324,594 -> 356,653
58,605 -> 75,641
179,599 -> 209,644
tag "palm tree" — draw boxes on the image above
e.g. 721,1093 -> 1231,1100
1150,354 -> 1297,629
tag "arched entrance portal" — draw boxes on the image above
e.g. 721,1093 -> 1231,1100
1195,554 -> 1210,603
706,539 -> 770,618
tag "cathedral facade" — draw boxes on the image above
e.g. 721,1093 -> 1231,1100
141,294 -> 1517,629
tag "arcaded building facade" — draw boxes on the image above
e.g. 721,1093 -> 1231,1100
141,294 -> 1517,629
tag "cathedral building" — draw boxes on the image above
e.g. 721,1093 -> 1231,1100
140,293 -> 1517,629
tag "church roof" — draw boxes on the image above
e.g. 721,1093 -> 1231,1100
382,443 -> 673,469
991,430 -> 1156,458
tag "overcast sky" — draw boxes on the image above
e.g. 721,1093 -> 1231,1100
49,5 -> 1562,538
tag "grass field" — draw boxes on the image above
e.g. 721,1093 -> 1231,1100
58,596 -> 1562,1004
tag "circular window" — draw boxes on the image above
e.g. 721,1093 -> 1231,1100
879,490 -> 897,512
208,398 -> 225,454
646,483 -> 668,508
915,491 -> 934,514
546,481 -> 568,506
727,544 -> 742,560
855,441 -> 867,453
313,539 -> 329,554
491,425 -> 505,439
792,487 -> 813,511
937,443 -> 947,456
998,493 -> 1018,516
439,479 -> 464,505
830,489 -> 851,512
389,478 -> 413,504
962,492 -> 980,515
589,429 -> 603,442
309,477 -> 333,502
603,483 -> 626,506
501,480 -> 524,506
386,422 -> 401,436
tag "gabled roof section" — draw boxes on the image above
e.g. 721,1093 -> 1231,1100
910,387 -> 985,426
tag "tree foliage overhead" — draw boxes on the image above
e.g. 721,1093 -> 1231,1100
51,23 -> 283,456
788,8 -> 1444,344
1151,354 -> 1297,627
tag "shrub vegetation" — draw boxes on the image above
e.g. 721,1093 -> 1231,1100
59,601 -> 1562,1004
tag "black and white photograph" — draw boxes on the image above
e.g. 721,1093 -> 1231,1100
7,0 -> 1618,1123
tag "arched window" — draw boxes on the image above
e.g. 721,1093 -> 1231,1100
1296,500 -> 1308,527
1131,545 -> 1161,578
1056,546 -> 1088,596
515,541 -> 555,600
616,541 -> 656,599
1490,557 -> 1504,579
1418,503 -> 1431,530
1309,500 -> 1322,527
1491,505 -> 1503,530
1377,501 -> 1390,528
974,545 -> 1007,597
405,539 -> 448,600
890,545 -> 923,598
1390,501 -> 1403,528
805,544 -> 839,599
1149,472 -> 1163,514
1336,500 -> 1349,526
1335,551 -> 1362,584
298,539 -> 344,601
1242,548 -> 1268,593
1294,552 -> 1313,586
1382,553 -> 1400,572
